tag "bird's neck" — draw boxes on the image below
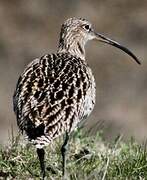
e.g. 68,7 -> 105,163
57,39 -> 86,60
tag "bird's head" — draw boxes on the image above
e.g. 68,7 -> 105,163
58,17 -> 140,64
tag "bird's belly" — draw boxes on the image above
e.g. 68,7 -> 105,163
83,85 -> 96,119
78,71 -> 96,125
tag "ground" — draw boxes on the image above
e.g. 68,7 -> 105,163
0,130 -> 147,180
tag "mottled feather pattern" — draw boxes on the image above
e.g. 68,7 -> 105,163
13,53 -> 95,147
13,17 -> 140,178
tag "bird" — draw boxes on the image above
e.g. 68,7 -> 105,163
13,17 -> 140,179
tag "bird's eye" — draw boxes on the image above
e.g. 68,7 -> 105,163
83,24 -> 90,31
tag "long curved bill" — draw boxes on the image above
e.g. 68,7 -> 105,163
94,32 -> 141,65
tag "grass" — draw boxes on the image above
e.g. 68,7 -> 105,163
0,130 -> 147,180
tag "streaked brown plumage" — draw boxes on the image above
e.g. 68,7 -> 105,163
13,17 -> 140,179
14,52 -> 95,145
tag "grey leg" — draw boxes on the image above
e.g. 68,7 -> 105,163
37,148 -> 45,179
61,132 -> 69,178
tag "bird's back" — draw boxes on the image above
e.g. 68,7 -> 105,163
13,53 -> 95,147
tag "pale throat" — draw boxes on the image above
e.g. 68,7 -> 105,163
57,37 -> 86,60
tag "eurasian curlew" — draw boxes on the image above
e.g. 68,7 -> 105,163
13,17 -> 140,179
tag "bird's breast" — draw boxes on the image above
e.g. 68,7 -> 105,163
78,67 -> 96,125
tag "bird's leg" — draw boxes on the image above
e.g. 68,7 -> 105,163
37,148 -> 45,179
61,131 -> 69,178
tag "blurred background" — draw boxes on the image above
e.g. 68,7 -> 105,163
0,0 -> 147,144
